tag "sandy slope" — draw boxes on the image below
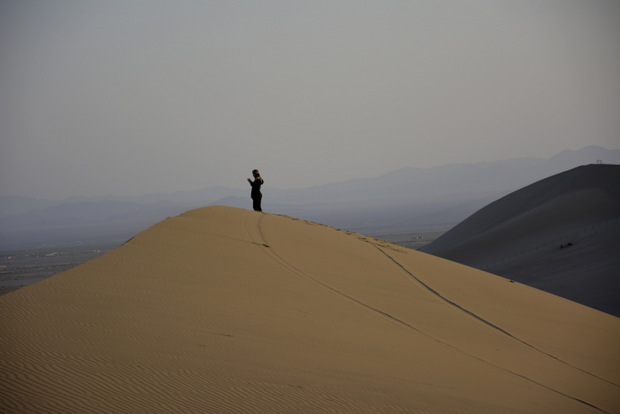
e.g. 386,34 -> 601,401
1,206 -> 618,413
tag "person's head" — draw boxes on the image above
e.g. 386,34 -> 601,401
252,169 -> 260,177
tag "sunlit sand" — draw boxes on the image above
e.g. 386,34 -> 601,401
1,206 -> 618,413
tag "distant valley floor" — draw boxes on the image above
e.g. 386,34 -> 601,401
0,243 -> 119,295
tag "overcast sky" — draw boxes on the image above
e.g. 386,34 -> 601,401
1,0 -> 619,200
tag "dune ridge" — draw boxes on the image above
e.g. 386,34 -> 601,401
1,206 -> 618,413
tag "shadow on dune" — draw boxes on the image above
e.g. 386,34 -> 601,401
421,164 -> 620,316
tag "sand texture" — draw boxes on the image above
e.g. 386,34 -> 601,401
1,206 -> 619,413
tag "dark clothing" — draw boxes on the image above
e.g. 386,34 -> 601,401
249,177 -> 263,197
249,177 -> 264,211
252,194 -> 262,212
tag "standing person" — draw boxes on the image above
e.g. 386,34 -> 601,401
247,169 -> 264,212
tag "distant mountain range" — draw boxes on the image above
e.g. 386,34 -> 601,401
420,164 -> 620,316
1,145 -> 619,250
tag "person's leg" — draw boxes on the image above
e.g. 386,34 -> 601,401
255,194 -> 262,212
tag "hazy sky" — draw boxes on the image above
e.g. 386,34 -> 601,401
1,0 -> 619,200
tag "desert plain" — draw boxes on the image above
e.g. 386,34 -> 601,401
1,206 -> 618,413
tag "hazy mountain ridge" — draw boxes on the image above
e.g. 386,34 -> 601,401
1,146 -> 618,249
0,196 -> 61,218
261,145 -> 620,232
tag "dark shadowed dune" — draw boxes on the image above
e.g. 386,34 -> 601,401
420,164 -> 620,316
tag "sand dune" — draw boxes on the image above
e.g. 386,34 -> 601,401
421,164 -> 620,316
1,206 -> 618,413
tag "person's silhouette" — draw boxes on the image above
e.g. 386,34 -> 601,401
247,169 -> 264,212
